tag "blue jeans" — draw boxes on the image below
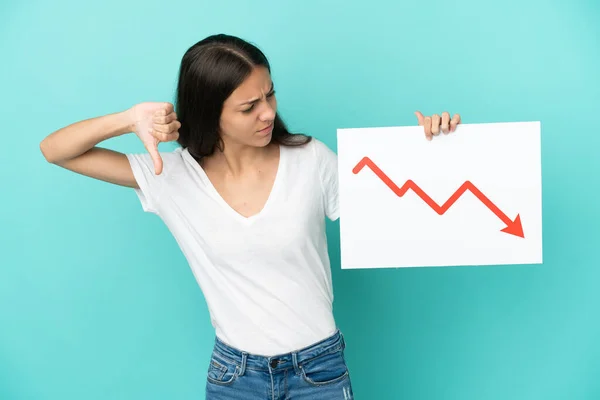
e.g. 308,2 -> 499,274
205,329 -> 355,399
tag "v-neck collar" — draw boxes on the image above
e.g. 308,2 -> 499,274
181,144 -> 286,225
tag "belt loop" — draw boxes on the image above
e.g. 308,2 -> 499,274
292,352 -> 301,375
239,352 -> 248,376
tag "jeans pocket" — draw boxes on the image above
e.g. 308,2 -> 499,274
300,349 -> 350,386
206,353 -> 240,386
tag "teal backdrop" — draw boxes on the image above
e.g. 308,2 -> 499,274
2,0 -> 599,399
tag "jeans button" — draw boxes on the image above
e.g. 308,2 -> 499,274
270,359 -> 278,368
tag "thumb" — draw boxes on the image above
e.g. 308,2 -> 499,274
145,141 -> 163,175
414,111 -> 425,126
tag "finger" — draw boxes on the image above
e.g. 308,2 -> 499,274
450,113 -> 461,132
423,116 -> 432,140
169,120 -> 182,133
414,111 -> 425,126
151,128 -> 177,142
431,114 -> 441,136
161,102 -> 174,115
152,122 -> 168,134
441,111 -> 450,134
153,103 -> 174,117
153,120 -> 181,136
144,141 -> 163,175
153,112 -> 178,124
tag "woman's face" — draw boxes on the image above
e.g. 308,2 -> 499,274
219,66 -> 277,148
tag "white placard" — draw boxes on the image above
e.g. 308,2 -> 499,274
337,121 -> 543,269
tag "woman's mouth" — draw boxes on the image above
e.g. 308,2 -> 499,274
258,123 -> 273,134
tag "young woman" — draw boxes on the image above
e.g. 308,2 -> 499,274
40,34 -> 460,399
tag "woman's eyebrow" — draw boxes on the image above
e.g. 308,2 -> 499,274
239,83 -> 275,106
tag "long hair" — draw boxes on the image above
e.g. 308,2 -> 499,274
175,34 -> 311,158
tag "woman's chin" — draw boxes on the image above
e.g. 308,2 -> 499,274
254,131 -> 273,146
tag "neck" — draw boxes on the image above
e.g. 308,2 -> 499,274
204,140 -> 276,177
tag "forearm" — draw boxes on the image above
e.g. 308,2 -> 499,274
40,110 -> 133,164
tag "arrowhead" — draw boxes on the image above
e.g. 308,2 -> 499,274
501,214 -> 524,238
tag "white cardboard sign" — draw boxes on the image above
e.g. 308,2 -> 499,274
337,121 -> 543,269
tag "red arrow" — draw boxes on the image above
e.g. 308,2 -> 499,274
352,157 -> 524,238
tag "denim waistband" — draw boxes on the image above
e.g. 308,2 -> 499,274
212,329 -> 346,373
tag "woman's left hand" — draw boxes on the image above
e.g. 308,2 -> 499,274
414,111 -> 461,141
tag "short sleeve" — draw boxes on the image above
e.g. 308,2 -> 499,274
312,139 -> 339,221
126,152 -> 166,214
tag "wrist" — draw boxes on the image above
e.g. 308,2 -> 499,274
115,109 -> 136,136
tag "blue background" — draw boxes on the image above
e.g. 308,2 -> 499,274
2,0 -> 599,399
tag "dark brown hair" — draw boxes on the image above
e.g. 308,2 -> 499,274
175,34 -> 311,158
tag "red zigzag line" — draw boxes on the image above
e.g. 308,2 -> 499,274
352,156 -> 524,238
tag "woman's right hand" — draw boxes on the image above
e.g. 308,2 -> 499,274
128,102 -> 181,175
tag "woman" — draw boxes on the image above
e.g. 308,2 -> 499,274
40,34 -> 460,399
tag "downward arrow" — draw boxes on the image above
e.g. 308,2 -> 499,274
500,214 -> 524,238
353,157 -> 525,238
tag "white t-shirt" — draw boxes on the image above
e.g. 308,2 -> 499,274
126,138 -> 340,356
